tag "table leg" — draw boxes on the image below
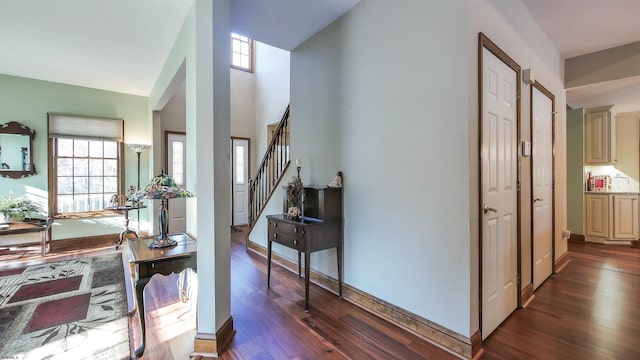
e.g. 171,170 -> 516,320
304,250 -> 310,312
116,229 -> 137,250
40,229 -> 47,258
336,246 -> 343,298
128,261 -> 138,316
133,277 -> 150,357
298,250 -> 302,278
267,240 -> 272,288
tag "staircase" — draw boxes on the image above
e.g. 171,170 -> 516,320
248,105 -> 290,232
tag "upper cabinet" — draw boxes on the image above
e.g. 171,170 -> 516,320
584,105 -> 616,165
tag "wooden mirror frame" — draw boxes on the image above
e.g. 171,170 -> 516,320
0,121 -> 37,178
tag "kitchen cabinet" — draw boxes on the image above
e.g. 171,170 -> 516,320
612,194 -> 639,239
585,194 -> 609,237
584,106 -> 616,165
584,193 -> 639,243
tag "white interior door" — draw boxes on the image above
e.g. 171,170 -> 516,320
532,86 -> 554,290
232,138 -> 249,225
167,132 -> 187,233
481,46 -> 518,340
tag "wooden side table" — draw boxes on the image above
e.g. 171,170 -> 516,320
0,218 -> 52,257
127,233 -> 197,357
266,214 -> 343,311
105,205 -> 146,249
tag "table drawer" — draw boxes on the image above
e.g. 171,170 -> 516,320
139,255 -> 196,277
268,219 -> 307,251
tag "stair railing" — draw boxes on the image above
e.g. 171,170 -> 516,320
248,105 -> 290,232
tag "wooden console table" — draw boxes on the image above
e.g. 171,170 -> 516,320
127,233 -> 197,357
266,186 -> 343,312
0,218 -> 52,257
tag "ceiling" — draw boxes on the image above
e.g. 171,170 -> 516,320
521,0 -> 640,112
0,0 -> 360,97
1,0 -> 639,111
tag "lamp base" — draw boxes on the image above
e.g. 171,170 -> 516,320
148,237 -> 178,248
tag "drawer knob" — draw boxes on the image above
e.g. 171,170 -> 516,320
293,240 -> 298,245
293,227 -> 298,233
273,233 -> 277,238
273,222 -> 277,227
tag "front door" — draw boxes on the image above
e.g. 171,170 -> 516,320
532,84 -> 554,290
481,43 -> 519,340
232,137 -> 249,225
166,132 -> 187,233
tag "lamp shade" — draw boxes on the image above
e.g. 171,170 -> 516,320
135,170 -> 193,248
135,170 -> 193,200
127,143 -> 151,153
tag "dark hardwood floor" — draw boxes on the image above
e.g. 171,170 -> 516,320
482,241 -> 640,359
2,233 -> 639,359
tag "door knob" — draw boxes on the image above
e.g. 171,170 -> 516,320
482,204 -> 498,214
534,197 -> 543,202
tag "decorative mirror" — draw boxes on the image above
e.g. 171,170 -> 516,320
0,121 -> 37,178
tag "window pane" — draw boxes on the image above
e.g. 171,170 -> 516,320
57,139 -> 74,156
89,159 -> 103,176
232,40 -> 240,53
104,159 -> 117,176
74,195 -> 89,212
57,195 -> 74,213
104,141 -> 118,158
74,159 -> 88,176
89,140 -> 103,158
241,42 -> 249,55
74,140 -> 89,157
89,177 -> 103,193
58,177 -> 74,195
57,158 -> 73,176
74,177 -> 88,194
172,141 -> 184,185
89,194 -> 104,211
241,56 -> 249,69
232,53 -> 241,66
235,145 -> 245,185
54,136 -> 121,214
104,176 -> 118,193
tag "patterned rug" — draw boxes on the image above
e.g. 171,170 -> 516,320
0,253 -> 129,359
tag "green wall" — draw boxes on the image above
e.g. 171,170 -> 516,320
566,106 -> 584,234
0,74 -> 149,240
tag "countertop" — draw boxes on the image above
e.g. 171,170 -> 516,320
584,191 -> 640,195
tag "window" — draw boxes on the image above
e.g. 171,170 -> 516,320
48,114 -> 124,217
231,33 -> 253,72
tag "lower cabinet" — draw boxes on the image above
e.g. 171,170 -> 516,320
585,193 -> 639,242
612,194 -> 639,239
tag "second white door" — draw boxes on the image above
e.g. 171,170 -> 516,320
532,85 -> 553,290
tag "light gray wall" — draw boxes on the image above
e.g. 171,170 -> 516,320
289,0 -> 471,336
254,41 -> 290,162
566,107 -> 584,234
566,41 -> 640,89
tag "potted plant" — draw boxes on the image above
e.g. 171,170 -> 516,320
0,192 -> 45,222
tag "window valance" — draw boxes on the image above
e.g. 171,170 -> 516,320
48,113 -> 124,141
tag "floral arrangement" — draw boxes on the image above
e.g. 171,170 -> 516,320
134,171 -> 193,200
0,191 -> 45,221
286,175 -> 304,217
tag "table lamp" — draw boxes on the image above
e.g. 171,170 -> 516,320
135,170 -> 193,248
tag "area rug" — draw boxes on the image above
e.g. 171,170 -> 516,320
0,253 -> 129,359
